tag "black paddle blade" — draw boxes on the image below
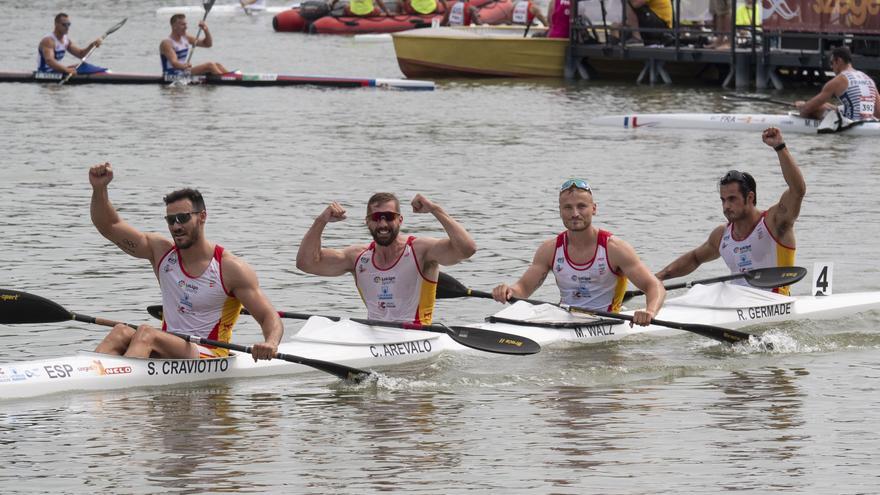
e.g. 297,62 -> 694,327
446,325 -> 541,355
436,272 -> 471,299
147,305 -> 163,320
745,266 -> 807,288
676,321 -> 754,345
0,289 -> 72,324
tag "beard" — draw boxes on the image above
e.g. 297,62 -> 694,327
370,224 -> 400,246
172,226 -> 200,249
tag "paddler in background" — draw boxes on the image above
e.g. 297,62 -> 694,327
795,46 -> 880,123
38,13 -> 106,75
160,14 -> 229,76
88,162 -> 283,360
655,128 -> 806,295
240,0 -> 268,12
296,193 -> 477,324
328,0 -> 392,16
492,179 -> 665,326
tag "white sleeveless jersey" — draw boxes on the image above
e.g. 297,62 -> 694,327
158,245 -> 242,356
551,230 -> 627,311
161,36 -> 191,75
448,2 -> 467,25
354,236 -> 437,323
512,1 -> 530,24
37,33 -> 69,72
719,212 -> 796,295
839,69 -> 878,121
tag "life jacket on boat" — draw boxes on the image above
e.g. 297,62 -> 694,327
404,0 -> 439,14
346,0 -> 382,16
551,230 -> 628,312
353,236 -> 438,324
158,245 -> 242,357
719,212 -> 796,295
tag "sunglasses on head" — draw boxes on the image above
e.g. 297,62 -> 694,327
560,178 -> 591,192
165,211 -> 201,226
369,211 -> 399,222
719,170 -> 753,192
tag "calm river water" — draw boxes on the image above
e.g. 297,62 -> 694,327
2,1 -> 880,493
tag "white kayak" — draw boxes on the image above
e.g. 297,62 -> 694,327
156,4 -> 293,15
590,113 -> 880,136
0,316 -> 463,400
471,283 -> 880,347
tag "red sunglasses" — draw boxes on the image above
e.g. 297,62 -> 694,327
369,211 -> 400,222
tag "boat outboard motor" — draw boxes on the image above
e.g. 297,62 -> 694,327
300,0 -> 331,20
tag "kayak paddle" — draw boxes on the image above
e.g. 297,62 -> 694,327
434,273 -> 758,346
623,266 -> 807,301
722,94 -> 794,107
0,289 -> 369,382
146,305 -> 541,355
60,17 -> 127,85
185,0 -> 217,65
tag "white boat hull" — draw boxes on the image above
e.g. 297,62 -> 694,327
590,113 -> 880,136
156,5 -> 290,15
472,284 -> 880,347
0,316 -> 461,400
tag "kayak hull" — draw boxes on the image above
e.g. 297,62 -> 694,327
0,316 -> 460,400
590,113 -> 880,136
0,71 -> 434,90
473,285 -> 880,347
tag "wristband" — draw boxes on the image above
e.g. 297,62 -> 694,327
773,142 -> 786,152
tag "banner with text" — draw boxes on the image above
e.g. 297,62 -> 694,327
762,0 -> 880,34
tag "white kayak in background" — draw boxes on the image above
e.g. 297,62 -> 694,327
155,4 -> 294,15
590,113 -> 880,136
0,316 -> 462,401
471,283 -> 880,347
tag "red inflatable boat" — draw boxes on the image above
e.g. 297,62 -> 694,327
273,0 -> 510,34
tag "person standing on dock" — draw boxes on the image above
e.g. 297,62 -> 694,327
491,179 -> 665,326
37,13 -> 105,75
795,46 -> 880,123
655,128 -> 806,296
623,0 -> 672,45
296,193 -> 477,324
88,162 -> 283,360
546,0 -> 571,38
160,14 -> 229,76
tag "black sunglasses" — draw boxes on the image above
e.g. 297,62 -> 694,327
719,170 -> 754,192
165,211 -> 201,226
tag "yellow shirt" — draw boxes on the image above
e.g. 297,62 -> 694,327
645,0 -> 672,27
735,4 -> 762,26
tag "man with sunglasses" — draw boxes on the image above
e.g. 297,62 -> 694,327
38,13 -> 105,75
296,193 -> 477,324
492,179 -> 665,326
88,162 -> 283,361
655,128 -> 805,295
